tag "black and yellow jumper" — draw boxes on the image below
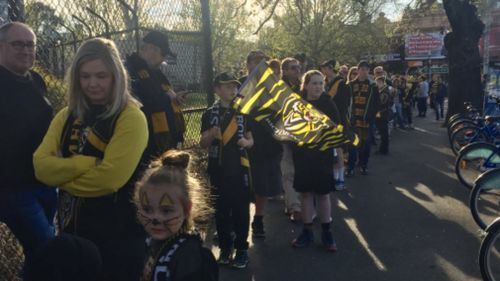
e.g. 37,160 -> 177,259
349,78 -> 380,140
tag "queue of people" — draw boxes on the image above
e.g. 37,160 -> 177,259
0,21 -> 446,281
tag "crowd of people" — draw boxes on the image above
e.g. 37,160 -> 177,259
0,21 -> 448,281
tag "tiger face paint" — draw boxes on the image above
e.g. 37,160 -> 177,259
137,185 -> 186,241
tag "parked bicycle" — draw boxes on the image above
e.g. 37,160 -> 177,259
478,218 -> 500,281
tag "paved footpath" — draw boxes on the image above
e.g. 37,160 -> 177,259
210,115 -> 483,281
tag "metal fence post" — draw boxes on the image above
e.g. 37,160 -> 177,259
201,0 -> 214,106
8,0 -> 24,21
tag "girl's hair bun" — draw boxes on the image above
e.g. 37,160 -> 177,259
159,150 -> 190,170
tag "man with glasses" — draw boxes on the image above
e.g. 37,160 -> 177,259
0,22 -> 55,270
126,30 -> 186,164
280,57 -> 303,222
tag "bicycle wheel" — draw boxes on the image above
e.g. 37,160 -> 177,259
456,142 -> 500,190
479,218 -> 500,281
449,113 -> 468,124
450,125 -> 487,155
448,120 -> 478,143
470,169 -> 500,229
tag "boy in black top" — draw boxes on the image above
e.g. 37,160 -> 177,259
375,76 -> 391,154
320,59 -> 351,126
320,59 -> 351,190
347,61 -> 380,176
200,73 -> 254,269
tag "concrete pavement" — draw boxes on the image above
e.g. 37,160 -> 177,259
213,115 -> 483,281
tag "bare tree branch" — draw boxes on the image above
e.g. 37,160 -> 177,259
253,0 -> 281,34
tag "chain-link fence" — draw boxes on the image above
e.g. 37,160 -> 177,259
1,0 -> 214,148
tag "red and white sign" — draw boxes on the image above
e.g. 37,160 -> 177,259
405,32 -> 446,60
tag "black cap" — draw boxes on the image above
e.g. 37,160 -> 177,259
357,60 -> 370,69
214,72 -> 241,86
294,52 -> 306,63
143,30 -> 175,57
320,59 -> 340,72
246,50 -> 267,64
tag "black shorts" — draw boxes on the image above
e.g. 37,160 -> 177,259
293,154 -> 334,195
250,154 -> 283,197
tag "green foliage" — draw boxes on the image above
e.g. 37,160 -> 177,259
255,0 -> 394,65
209,0 -> 257,74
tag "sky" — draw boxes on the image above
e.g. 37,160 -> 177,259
382,0 -> 415,21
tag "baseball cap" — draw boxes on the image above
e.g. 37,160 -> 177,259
320,59 -> 340,72
357,61 -> 370,69
214,72 -> 241,86
143,30 -> 176,57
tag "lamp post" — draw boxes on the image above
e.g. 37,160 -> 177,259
427,51 -> 432,79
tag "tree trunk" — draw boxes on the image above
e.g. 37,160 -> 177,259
443,0 -> 484,122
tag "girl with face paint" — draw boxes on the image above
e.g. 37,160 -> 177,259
134,150 -> 218,281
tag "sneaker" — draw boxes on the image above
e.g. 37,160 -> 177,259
232,250 -> 249,269
335,180 -> 346,191
291,228 -> 314,248
321,230 -> 338,252
251,220 -> 265,239
345,169 -> 354,177
218,248 -> 232,265
360,167 -> 368,175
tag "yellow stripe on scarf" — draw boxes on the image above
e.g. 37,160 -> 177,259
151,112 -> 170,133
222,118 -> 238,146
87,130 -> 108,153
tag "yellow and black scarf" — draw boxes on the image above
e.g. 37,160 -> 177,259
208,101 -> 252,190
57,108 -> 120,233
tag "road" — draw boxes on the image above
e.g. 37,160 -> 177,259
212,115 -> 484,281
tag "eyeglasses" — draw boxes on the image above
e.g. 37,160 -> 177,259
6,40 -> 36,51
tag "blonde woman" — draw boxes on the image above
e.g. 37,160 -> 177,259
33,38 -> 148,281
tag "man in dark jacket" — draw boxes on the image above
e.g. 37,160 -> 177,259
0,22 -> 55,270
126,30 -> 186,164
239,50 -> 283,238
